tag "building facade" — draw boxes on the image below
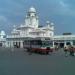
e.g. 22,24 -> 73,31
6,7 -> 54,48
1,7 -> 75,48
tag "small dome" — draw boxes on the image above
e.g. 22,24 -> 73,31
51,22 -> 54,25
0,30 -> 6,36
46,21 -> 50,24
28,6 -> 36,13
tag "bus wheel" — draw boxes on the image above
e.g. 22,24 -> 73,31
46,52 -> 49,55
27,48 -> 31,52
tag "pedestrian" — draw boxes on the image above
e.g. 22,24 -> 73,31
69,46 -> 74,56
64,46 -> 68,57
28,45 -> 32,55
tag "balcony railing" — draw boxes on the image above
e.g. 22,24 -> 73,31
6,35 -> 52,39
0,38 -> 6,41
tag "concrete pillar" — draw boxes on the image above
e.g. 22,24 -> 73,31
53,41 -> 55,48
8,41 -> 11,48
2,42 -> 6,47
10,41 -> 14,48
64,41 -> 67,47
6,41 -> 9,47
4,41 -> 7,47
17,41 -> 20,48
20,41 -> 23,48
70,41 -> 73,46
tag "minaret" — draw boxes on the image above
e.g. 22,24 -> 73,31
46,21 -> 54,36
11,25 -> 17,34
0,30 -> 6,39
46,21 -> 50,28
25,6 -> 39,28
13,25 -> 16,31
50,22 -> 54,31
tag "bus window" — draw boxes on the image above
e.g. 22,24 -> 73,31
42,41 -> 53,47
30,40 -> 42,45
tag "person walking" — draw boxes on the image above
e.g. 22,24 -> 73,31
64,46 -> 68,57
69,46 -> 74,56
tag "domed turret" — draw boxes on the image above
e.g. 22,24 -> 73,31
51,22 -> 54,26
25,6 -> 39,28
0,30 -> 6,36
0,30 -> 6,39
46,21 -> 50,27
46,21 -> 50,24
28,6 -> 36,13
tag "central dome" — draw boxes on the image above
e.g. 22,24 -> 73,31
28,6 -> 36,13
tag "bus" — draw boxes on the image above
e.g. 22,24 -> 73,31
23,37 -> 54,54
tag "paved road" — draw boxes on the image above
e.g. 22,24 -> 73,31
0,48 -> 75,75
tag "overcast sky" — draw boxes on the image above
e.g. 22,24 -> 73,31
0,0 -> 75,34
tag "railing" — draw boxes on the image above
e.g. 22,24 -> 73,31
53,35 -> 75,40
6,35 -> 52,39
0,38 -> 6,41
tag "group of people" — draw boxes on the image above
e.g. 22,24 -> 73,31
64,45 -> 75,56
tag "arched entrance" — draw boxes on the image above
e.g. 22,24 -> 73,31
13,42 -> 20,48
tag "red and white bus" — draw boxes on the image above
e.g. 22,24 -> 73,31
23,37 -> 54,54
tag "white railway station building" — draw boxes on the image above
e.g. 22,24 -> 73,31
0,7 -> 75,48
6,7 -> 54,48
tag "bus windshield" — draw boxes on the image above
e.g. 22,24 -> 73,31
42,41 -> 53,47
